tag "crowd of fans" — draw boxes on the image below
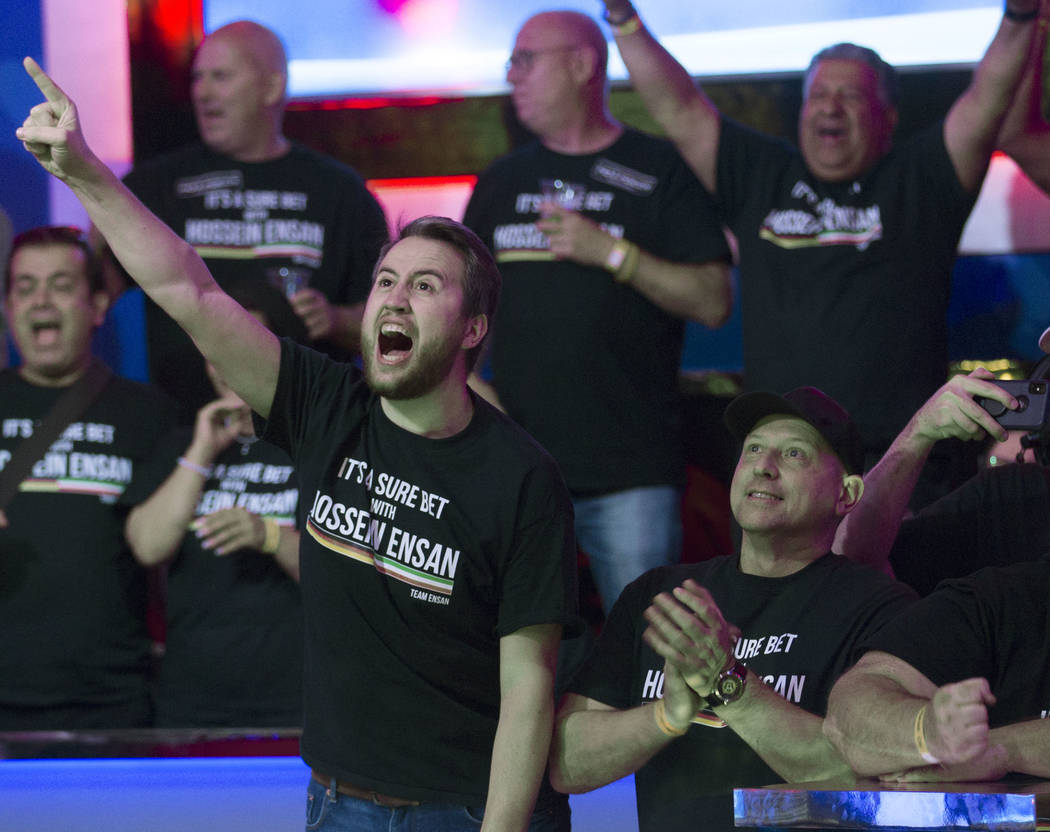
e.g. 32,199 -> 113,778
2,2 -> 1048,830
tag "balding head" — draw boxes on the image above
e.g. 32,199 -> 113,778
191,20 -> 290,160
205,20 -> 288,102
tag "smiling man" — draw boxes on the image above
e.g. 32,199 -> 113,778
550,386 -> 916,832
599,1 -> 1044,503
0,226 -> 173,729
120,20 -> 388,421
18,60 -> 578,831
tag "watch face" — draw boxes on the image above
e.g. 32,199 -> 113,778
719,674 -> 744,700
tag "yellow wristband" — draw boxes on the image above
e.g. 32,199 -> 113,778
613,14 -> 643,36
261,516 -> 281,555
605,239 -> 630,273
653,698 -> 689,737
615,241 -> 640,283
913,703 -> 940,764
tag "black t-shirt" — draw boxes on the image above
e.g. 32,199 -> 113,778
568,554 -> 916,832
464,130 -> 730,493
144,430 -> 303,728
0,371 -> 173,719
124,142 -> 388,418
718,118 -> 975,451
860,561 -> 1050,727
890,463 -> 1050,596
261,340 -> 579,804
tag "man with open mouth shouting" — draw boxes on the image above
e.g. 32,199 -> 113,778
18,58 -> 578,832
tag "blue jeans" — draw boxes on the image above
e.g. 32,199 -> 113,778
574,485 -> 682,614
305,778 -> 570,831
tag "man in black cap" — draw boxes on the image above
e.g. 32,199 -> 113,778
550,387 -> 917,832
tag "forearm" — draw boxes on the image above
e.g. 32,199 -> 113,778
630,255 -> 732,326
126,463 -> 206,566
946,10 -> 1040,190
483,686 -> 554,831
610,10 -> 720,192
833,416 -> 935,572
824,668 -> 936,776
994,719 -> 1050,777
271,527 -> 301,581
718,672 -> 853,782
550,699 -> 678,793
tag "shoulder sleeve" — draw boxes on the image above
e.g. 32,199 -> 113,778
716,116 -> 796,226
122,157 -> 170,213
859,574 -> 992,687
895,121 -> 976,220
258,338 -> 366,463
495,445 -> 580,638
653,152 -> 731,265
565,571 -> 660,708
462,165 -> 497,247
339,173 -> 389,305
118,384 -> 181,506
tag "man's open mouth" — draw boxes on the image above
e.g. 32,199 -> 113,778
378,324 -> 413,360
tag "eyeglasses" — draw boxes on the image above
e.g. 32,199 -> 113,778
506,45 -> 579,72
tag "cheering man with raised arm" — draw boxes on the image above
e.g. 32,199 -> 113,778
18,58 -> 578,832
599,0 -> 1044,500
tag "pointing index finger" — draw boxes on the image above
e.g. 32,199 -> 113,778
23,56 -> 70,107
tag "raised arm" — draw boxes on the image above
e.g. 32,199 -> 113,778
833,368 -> 1014,573
943,1 -> 1043,191
996,2 -> 1050,194
824,651 -> 997,777
482,622 -> 561,832
600,1 -> 721,193
16,58 -> 279,417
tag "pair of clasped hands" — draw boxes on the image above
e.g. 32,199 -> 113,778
642,579 -> 742,729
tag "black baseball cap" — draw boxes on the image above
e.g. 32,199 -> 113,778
723,386 -> 865,474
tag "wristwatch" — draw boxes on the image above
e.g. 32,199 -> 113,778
704,661 -> 748,708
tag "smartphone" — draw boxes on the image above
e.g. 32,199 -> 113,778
976,380 -> 1050,431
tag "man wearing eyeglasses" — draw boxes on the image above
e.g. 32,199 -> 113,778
464,11 -> 733,616
0,226 -> 174,729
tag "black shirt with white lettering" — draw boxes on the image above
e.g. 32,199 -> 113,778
568,553 -> 915,832
261,339 -> 578,804
124,142 -> 387,419
464,129 -> 730,494
718,118 -> 974,451
0,370 -> 173,724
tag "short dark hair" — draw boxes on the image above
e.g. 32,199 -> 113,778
373,216 -> 501,371
6,226 -> 104,297
804,43 -> 899,108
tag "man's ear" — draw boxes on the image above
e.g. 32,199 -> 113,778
263,71 -> 287,108
570,45 -> 599,86
837,473 -> 865,516
461,314 -> 488,351
91,290 -> 111,329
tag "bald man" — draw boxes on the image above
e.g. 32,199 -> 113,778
123,20 -> 388,420
464,11 -> 732,614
